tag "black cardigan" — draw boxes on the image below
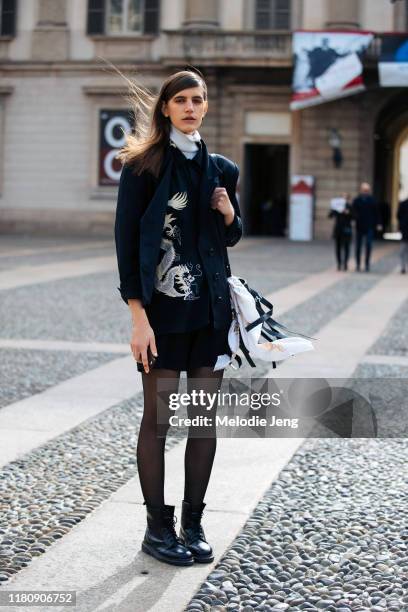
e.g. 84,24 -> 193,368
114,139 -> 243,331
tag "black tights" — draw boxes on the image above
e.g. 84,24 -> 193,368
137,367 -> 224,509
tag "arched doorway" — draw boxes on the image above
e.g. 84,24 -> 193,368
374,92 -> 408,232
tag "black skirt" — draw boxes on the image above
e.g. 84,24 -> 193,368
136,321 -> 231,373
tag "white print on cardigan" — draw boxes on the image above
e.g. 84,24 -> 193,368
154,192 -> 202,300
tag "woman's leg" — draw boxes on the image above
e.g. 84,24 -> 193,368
183,366 -> 224,508
137,368 -> 181,507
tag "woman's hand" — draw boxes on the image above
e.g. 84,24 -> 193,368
210,187 -> 235,226
128,300 -> 158,374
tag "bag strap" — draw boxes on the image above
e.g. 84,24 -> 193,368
237,278 -> 316,341
239,335 -> 256,367
228,274 -> 315,371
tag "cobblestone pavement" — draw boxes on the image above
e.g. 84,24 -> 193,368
187,438 -> 408,612
0,236 -> 407,612
185,247 -> 408,611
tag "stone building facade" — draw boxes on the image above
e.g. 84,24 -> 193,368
0,0 -> 407,238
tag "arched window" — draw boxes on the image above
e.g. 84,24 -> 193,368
255,0 -> 291,30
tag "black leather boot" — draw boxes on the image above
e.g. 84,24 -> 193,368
179,500 -> 214,563
141,503 -> 194,566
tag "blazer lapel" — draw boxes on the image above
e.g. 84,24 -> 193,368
139,144 -> 173,302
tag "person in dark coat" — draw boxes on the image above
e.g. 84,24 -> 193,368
352,182 -> 379,272
328,193 -> 353,271
379,200 -> 391,237
114,69 -> 242,567
397,198 -> 408,274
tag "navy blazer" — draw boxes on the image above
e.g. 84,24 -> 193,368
114,139 -> 243,330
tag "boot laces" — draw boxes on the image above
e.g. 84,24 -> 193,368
186,511 -> 206,541
163,514 -> 183,546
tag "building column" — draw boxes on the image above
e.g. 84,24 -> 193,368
393,0 -> 407,31
32,0 -> 69,61
182,0 -> 219,29
325,0 -> 360,29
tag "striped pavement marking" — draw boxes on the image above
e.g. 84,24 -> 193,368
268,265 -> 408,379
360,354 -> 408,367
0,260 -> 359,466
0,256 -> 117,291
0,236 -> 267,287
0,356 -> 141,468
0,241 -> 113,259
0,243 -> 399,469
4,258 -> 407,612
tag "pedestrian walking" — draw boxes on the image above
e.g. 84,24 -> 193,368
114,69 -> 242,567
352,182 -> 379,272
397,197 -> 408,274
328,193 -> 353,271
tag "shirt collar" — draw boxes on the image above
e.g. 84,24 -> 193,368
169,123 -> 201,155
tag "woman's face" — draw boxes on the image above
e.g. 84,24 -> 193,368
162,86 -> 208,134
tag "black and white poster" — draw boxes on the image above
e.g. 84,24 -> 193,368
291,31 -> 374,110
99,109 -> 132,186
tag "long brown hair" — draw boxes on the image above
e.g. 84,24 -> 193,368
114,67 -> 208,178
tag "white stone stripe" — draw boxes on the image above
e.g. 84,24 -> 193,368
0,256 -> 117,291
270,266 -> 408,379
0,241 -> 396,292
0,240 -> 253,291
0,338 -> 129,354
361,354 -> 408,368
0,241 -> 113,259
0,355 -> 142,468
267,242 -> 396,316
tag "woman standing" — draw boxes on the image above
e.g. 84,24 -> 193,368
328,193 -> 353,271
114,70 -> 242,566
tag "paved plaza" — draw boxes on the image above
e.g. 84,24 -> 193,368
0,235 -> 407,612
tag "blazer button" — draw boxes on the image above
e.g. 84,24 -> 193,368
214,272 -> 220,280
209,247 -> 215,255
217,295 -> 223,302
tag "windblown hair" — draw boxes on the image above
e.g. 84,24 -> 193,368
112,66 -> 207,178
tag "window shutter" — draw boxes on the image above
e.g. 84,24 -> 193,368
144,0 -> 159,35
1,0 -> 17,37
87,0 -> 105,35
